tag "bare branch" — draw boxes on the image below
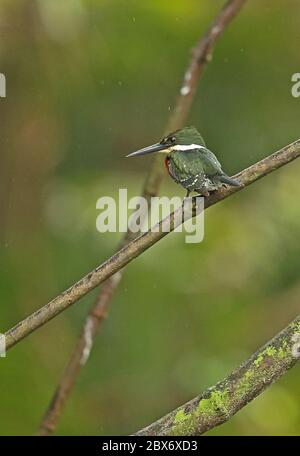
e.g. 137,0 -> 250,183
36,0 -> 248,435
5,139 -> 300,352
135,316 -> 300,435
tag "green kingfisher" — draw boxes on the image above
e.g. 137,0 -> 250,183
126,126 -> 240,197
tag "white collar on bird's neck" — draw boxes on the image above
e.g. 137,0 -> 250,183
171,144 -> 206,151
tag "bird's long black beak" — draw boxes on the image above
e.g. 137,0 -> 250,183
126,142 -> 168,158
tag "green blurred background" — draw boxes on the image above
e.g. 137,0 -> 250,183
0,0 -> 300,435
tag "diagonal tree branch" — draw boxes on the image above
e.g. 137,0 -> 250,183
134,315 -> 300,436
5,139 -> 300,352
36,0 -> 248,435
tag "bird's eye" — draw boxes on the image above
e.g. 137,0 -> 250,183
161,136 -> 176,145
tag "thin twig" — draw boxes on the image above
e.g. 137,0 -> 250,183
135,315 -> 300,435
6,139 -> 300,352
36,0 -> 247,435
142,0 -> 247,199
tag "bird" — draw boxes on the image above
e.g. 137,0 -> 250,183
126,126 -> 240,197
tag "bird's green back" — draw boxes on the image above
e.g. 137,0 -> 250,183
168,148 -> 223,178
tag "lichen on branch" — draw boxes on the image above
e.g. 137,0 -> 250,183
136,318 -> 300,436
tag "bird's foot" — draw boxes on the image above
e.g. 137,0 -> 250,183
195,190 -> 210,197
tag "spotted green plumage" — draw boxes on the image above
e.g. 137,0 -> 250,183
166,146 -> 236,194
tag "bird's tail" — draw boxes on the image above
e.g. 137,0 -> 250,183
219,174 -> 240,187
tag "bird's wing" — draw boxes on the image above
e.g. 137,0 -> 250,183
169,150 -> 206,179
196,148 -> 239,186
168,148 -> 224,188
179,148 -> 223,177
196,148 -> 223,176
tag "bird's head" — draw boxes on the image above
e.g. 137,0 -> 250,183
126,126 -> 206,158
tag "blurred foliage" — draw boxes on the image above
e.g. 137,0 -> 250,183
0,0 -> 300,435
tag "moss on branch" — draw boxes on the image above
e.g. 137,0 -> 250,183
136,317 -> 300,436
